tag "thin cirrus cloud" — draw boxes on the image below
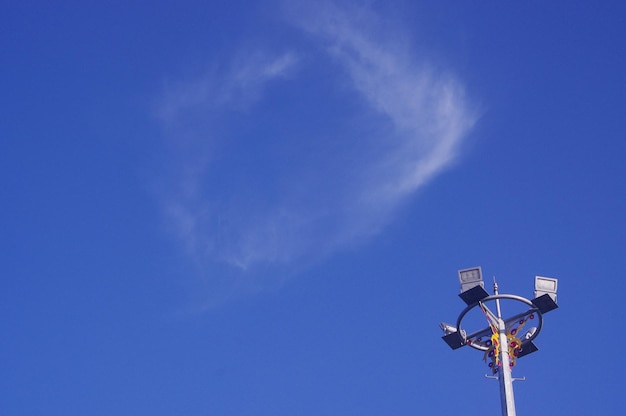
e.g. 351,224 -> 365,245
156,2 -> 478,274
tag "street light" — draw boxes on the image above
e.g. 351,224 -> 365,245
532,276 -> 559,313
440,267 -> 559,416
458,266 -> 490,305
458,266 -> 483,291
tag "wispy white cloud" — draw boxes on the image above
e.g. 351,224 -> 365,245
155,2 -> 478,281
158,50 -> 298,123
286,1 -> 476,202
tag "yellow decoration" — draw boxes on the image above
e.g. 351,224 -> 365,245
479,303 -> 532,373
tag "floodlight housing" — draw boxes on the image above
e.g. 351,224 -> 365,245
458,267 -> 489,305
458,267 -> 484,292
534,276 -> 558,302
531,276 -> 558,313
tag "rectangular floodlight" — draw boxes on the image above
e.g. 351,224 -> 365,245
534,276 -> 558,301
458,266 -> 483,293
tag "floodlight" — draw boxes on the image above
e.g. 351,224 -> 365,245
534,276 -> 558,302
458,267 -> 483,292
458,267 -> 489,305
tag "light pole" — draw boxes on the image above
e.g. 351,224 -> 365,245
440,267 -> 558,416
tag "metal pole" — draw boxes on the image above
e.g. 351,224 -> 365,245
493,279 -> 516,416
497,316 -> 516,415
493,279 -> 502,318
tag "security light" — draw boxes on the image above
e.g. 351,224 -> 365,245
458,266 -> 489,305
532,276 -> 559,313
458,266 -> 483,291
534,276 -> 558,301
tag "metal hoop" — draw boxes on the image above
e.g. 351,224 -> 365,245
455,294 -> 544,351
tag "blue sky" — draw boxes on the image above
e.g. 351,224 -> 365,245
2,1 -> 625,415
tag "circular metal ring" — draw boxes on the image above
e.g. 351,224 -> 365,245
455,294 -> 543,351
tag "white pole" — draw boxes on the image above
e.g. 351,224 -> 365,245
497,316 -> 517,416
493,280 -> 516,416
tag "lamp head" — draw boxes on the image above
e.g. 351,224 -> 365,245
534,276 -> 558,302
458,266 -> 484,293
